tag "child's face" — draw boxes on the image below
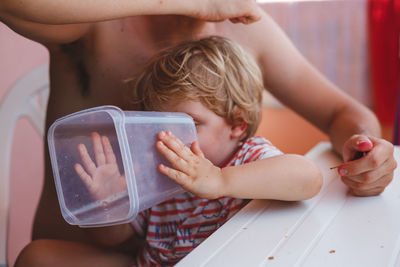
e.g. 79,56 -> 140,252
161,100 -> 240,166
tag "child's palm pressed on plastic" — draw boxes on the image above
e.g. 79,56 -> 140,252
74,132 -> 127,200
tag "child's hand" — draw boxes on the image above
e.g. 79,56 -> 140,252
338,135 -> 396,196
156,131 -> 225,199
74,132 -> 127,200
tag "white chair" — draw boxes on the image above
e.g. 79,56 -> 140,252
0,64 -> 49,267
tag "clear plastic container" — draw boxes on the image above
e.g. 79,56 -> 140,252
48,105 -> 198,227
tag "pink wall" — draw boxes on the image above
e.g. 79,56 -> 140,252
0,22 -> 49,266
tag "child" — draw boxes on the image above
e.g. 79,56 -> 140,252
77,36 -> 322,266
16,36 -> 322,267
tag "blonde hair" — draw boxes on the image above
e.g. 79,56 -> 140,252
131,36 -> 264,140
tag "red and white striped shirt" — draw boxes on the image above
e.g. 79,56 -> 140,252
131,137 -> 282,266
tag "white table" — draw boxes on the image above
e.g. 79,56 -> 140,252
177,142 -> 400,267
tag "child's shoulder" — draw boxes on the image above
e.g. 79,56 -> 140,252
241,136 -> 282,152
224,136 -> 283,167
243,136 -> 273,146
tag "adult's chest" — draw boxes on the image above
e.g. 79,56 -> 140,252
55,22 -> 156,97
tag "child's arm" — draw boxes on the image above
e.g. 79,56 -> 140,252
156,131 -> 322,201
220,154 -> 322,200
74,132 -> 135,247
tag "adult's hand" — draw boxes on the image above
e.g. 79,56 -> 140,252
338,135 -> 396,196
191,0 -> 262,24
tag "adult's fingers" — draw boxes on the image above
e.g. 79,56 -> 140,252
339,136 -> 393,177
341,135 -> 372,163
342,173 -> 393,196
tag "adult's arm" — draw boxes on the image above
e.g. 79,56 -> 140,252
247,13 -> 396,196
1,0 -> 261,24
87,223 -> 135,247
0,0 -> 262,43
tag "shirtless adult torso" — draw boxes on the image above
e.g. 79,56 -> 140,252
35,15 -> 263,242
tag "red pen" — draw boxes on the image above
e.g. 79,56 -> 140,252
330,151 -> 368,170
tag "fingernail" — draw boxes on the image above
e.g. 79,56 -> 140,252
166,130 -> 172,136
357,140 -> 372,149
339,168 -> 348,176
159,131 -> 165,137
